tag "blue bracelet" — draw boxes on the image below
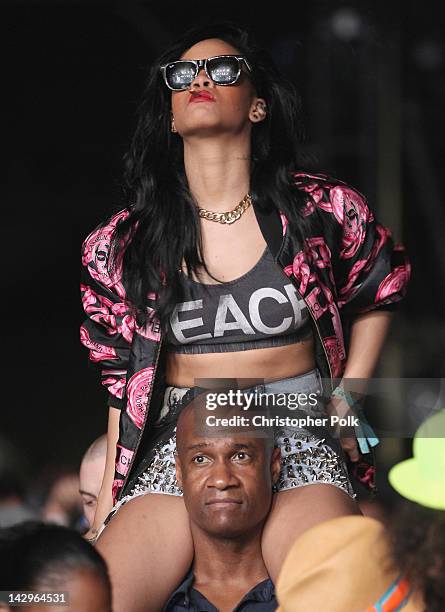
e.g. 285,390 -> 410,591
331,385 -> 380,454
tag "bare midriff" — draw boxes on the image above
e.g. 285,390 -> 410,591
165,335 -> 316,389
165,207 -> 316,389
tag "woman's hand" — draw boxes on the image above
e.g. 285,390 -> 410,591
328,311 -> 395,463
338,434 -> 361,463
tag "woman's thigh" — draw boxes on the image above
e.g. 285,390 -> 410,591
96,493 -> 193,612
261,483 -> 361,582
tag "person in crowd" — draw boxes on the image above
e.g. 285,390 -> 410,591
275,409 -> 445,611
163,397 -> 280,611
0,437 -> 38,528
80,20 -> 410,610
41,472 -> 82,527
387,408 -> 445,612
0,521 -> 112,612
79,434 -> 107,530
0,474 -> 38,528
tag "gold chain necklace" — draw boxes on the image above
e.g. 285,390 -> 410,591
196,193 -> 252,224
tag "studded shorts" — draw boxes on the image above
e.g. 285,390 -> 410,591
108,369 -> 356,520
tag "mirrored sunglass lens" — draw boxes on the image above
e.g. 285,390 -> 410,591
166,62 -> 196,88
207,57 -> 239,83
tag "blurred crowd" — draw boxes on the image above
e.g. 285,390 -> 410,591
0,433 -> 106,534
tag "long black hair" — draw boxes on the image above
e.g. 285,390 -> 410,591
110,22 -> 317,330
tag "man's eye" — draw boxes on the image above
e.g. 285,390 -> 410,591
84,500 -> 96,507
234,452 -> 249,461
192,455 -> 209,464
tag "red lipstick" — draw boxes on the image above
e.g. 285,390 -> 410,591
189,91 -> 216,103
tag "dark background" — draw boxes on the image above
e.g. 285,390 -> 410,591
2,1 -> 444,499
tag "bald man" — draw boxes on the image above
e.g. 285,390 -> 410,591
164,396 -> 281,611
79,434 -> 107,529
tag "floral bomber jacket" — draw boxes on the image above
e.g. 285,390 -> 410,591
80,172 -> 411,504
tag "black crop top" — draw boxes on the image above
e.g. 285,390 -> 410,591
165,244 -> 312,353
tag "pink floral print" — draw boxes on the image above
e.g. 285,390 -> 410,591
126,367 -> 155,429
80,173 -> 411,504
79,325 -> 118,362
376,265 -> 411,303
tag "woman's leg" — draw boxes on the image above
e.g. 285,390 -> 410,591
261,483 -> 361,582
96,493 -> 193,612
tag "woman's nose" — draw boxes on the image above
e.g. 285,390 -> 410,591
190,68 -> 214,89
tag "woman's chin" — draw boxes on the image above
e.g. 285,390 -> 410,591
180,118 -> 248,140
180,122 -> 232,138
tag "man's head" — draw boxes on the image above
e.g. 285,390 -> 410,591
0,521 -> 111,612
79,434 -> 107,528
175,395 -> 281,540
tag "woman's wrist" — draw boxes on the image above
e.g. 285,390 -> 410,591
331,384 -> 356,407
330,379 -> 380,455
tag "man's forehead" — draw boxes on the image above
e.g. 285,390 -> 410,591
176,402 -> 273,455
183,434 -> 266,452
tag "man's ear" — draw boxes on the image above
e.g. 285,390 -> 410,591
175,454 -> 183,489
271,446 -> 281,485
249,97 -> 267,124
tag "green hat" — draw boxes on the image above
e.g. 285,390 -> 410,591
389,410 -> 445,510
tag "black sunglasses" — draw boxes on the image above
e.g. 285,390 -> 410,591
160,55 -> 252,91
